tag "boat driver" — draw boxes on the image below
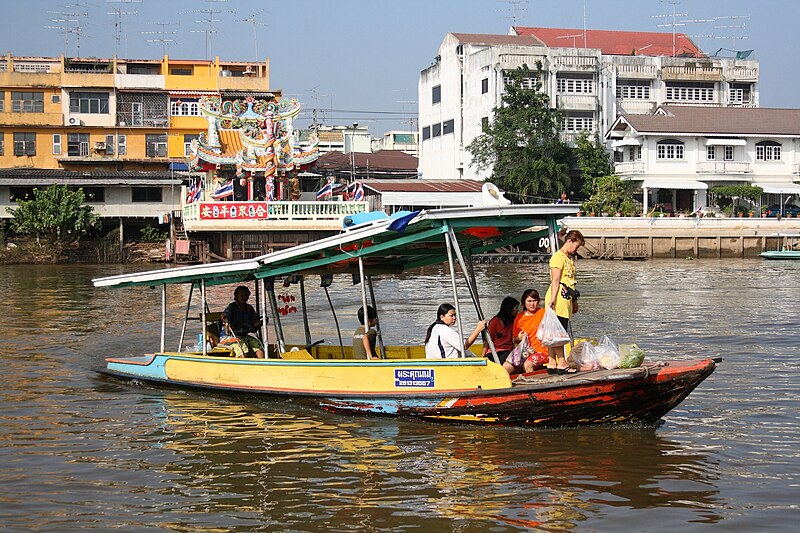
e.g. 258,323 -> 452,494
221,286 -> 265,358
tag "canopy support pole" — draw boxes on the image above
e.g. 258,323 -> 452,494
447,227 -> 499,364
547,218 -> 559,255
299,276 -> 312,348
178,282 -> 194,351
324,286 -> 346,358
443,228 -> 465,356
357,255 -> 372,357
160,284 -> 166,353
367,275 -> 386,359
266,280 -> 286,354
200,279 -> 207,356
259,277 -> 270,357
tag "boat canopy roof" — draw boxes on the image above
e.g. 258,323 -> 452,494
92,204 -> 578,289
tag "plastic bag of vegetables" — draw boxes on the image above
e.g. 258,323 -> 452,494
618,344 -> 645,368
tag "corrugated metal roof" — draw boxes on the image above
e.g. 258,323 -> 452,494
513,27 -> 702,57
450,33 -> 545,47
0,168 -> 184,185
622,106 -> 800,136
315,150 -> 418,172
363,179 -> 483,193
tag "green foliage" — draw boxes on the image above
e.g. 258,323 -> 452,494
574,131 -> 612,196
141,225 -> 168,243
581,175 -> 636,215
709,185 -> 763,203
7,185 -> 97,263
466,63 -> 572,202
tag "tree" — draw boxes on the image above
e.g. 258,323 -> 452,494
467,63 -> 572,203
574,131 -> 612,196
7,185 -> 98,263
582,175 -> 636,216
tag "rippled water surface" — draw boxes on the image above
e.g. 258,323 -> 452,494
0,260 -> 798,532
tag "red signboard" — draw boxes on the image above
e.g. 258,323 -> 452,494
198,202 -> 270,220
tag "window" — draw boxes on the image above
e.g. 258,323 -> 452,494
171,99 -> 201,116
146,134 -> 168,157
170,68 -> 192,76
756,141 -> 781,161
502,71 -> 538,89
9,187 -> 36,202
442,119 -> 454,135
628,146 -> 641,161
69,92 -> 109,114
481,78 -> 489,94
13,132 -> 36,156
656,139 -> 685,160
432,85 -> 441,104
562,113 -> 594,133
51,94 -> 61,104
724,145 -> 734,161
104,134 -> 115,155
11,91 -> 44,112
132,187 -> 163,202
616,79 -> 651,99
81,187 -> 105,202
729,83 -> 752,105
665,82 -> 714,103
117,134 -> 127,155
0,132 -> 4,156
432,123 -> 442,137
422,126 -> 431,141
184,134 -> 199,156
707,145 -> 716,161
118,93 -> 168,127
557,75 -> 594,94
614,150 -> 624,163
53,134 -> 62,155
67,133 -> 90,156
0,91 -> 4,112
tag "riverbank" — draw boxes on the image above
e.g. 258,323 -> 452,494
0,237 -> 165,264
564,216 -> 800,258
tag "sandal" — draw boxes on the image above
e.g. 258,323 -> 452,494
557,367 -> 578,375
546,366 -> 557,375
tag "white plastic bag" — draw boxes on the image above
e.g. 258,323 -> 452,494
595,335 -> 620,369
507,334 -> 529,367
536,308 -> 570,347
571,341 -> 599,371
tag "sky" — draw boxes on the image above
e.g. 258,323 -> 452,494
2,0 -> 800,135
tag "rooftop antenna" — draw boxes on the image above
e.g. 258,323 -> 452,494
45,12 -> 77,56
182,0 -> 235,60
142,22 -> 180,56
239,10 -> 266,62
711,15 -> 751,57
47,3 -> 90,57
497,0 -> 528,29
556,33 -> 584,49
107,0 -> 141,58
652,0 -> 686,56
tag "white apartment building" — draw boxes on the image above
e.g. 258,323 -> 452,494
418,28 -> 759,181
606,106 -> 800,213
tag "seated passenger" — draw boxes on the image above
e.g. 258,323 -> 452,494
482,296 -> 519,364
353,305 -> 379,360
508,288 -> 548,374
424,303 -> 486,359
220,285 -> 265,359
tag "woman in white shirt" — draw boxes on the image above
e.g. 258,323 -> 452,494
424,303 -> 486,359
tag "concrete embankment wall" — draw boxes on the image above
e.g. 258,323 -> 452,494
561,216 -> 800,259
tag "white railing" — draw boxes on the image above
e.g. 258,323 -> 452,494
183,200 -> 368,222
727,67 -> 758,80
13,63 -> 51,73
696,161 -> 752,174
617,99 -> 656,114
556,94 -> 597,109
614,161 -> 646,174
663,65 -> 722,79
554,55 -> 598,69
615,64 -> 657,76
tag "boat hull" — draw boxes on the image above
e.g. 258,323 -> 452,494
99,354 -> 716,428
760,251 -> 800,259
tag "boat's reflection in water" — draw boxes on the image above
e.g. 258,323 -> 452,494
149,392 -> 722,529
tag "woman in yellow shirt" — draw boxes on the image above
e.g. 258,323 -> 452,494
545,230 -> 585,374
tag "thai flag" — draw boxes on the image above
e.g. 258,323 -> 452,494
316,176 -> 335,200
352,180 -> 364,201
186,178 -> 202,204
212,180 -> 234,199
265,175 -> 275,201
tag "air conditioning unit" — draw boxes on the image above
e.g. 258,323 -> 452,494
94,142 -> 107,151
67,116 -> 82,127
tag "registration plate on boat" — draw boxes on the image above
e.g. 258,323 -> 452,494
395,369 -> 435,388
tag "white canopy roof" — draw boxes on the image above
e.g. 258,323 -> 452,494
641,179 -> 708,190
611,137 -> 642,148
757,183 -> 800,194
706,138 -> 747,146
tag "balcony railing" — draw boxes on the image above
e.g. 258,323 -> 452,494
696,161 -> 752,174
616,99 -> 656,114
614,161 -> 646,174
615,64 -> 657,77
183,200 -> 368,224
554,55 -> 598,70
727,67 -> 758,80
662,65 -> 722,81
793,163 -> 800,175
556,94 -> 597,110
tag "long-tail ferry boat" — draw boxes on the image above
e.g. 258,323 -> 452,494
93,201 -> 717,428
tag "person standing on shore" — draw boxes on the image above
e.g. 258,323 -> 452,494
545,230 -> 585,374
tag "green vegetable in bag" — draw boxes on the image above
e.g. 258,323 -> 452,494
618,344 -> 645,368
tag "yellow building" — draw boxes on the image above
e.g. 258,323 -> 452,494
0,52 -> 274,234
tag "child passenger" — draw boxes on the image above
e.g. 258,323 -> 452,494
353,305 -> 379,359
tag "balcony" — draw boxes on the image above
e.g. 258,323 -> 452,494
553,55 -> 598,71
556,94 -> 597,110
217,75 -> 271,92
183,200 -> 368,232
662,65 -> 722,81
727,67 -> 758,81
0,111 -> 64,127
62,72 -> 115,88
614,63 -> 657,79
616,99 -> 656,114
696,161 -> 752,174
614,161 -> 646,175
115,74 -> 165,90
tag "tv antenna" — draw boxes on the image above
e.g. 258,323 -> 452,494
46,3 -> 91,57
107,0 -> 141,58
652,1 -> 687,56
183,0 -> 235,60
497,0 -> 528,28
240,10 -> 267,61
556,33 -> 584,49
142,22 -> 180,56
308,86 -> 334,131
711,15 -> 751,56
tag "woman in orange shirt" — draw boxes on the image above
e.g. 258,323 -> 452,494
509,288 -> 548,373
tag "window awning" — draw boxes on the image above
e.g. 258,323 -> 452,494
757,183 -> 800,194
706,138 -> 747,146
641,179 -> 708,190
611,137 -> 642,148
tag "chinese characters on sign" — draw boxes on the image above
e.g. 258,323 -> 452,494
198,202 -> 270,220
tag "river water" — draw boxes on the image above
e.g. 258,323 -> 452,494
0,259 -> 798,532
